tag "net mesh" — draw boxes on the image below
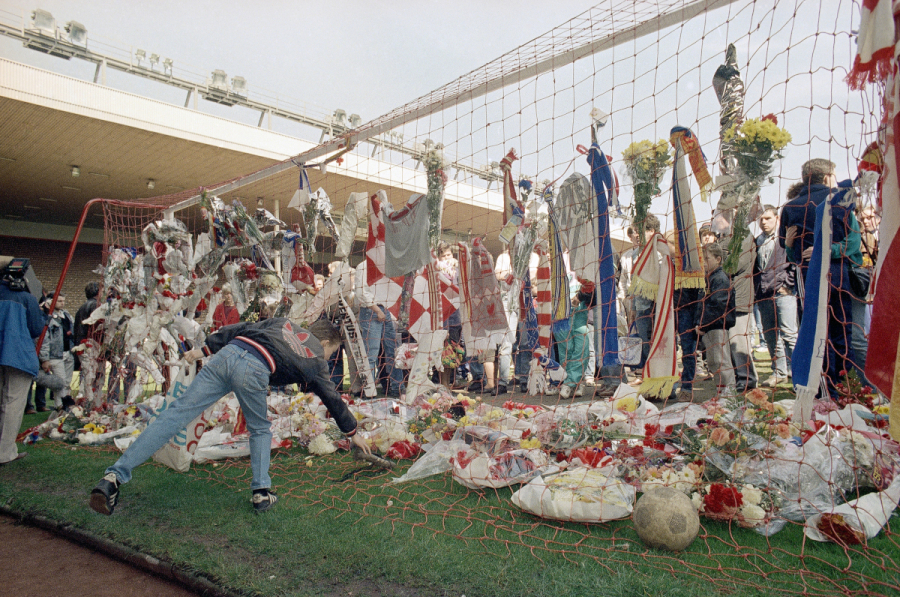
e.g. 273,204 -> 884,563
47,0 -> 900,592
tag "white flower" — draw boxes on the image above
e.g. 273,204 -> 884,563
742,485 -> 763,506
691,492 -> 702,511
740,504 -> 766,526
307,433 -> 337,455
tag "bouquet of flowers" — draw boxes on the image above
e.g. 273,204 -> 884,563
691,482 -> 779,529
621,139 -> 673,244
734,389 -> 796,443
422,143 -> 449,250
722,115 -> 791,271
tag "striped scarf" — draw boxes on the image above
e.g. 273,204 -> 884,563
638,234 -> 679,398
500,148 -> 522,226
847,0 -> 896,89
670,126 -> 708,290
534,245 -> 552,352
792,194 -> 833,425
587,143 -> 620,367
629,233 -> 661,300
548,214 -> 571,334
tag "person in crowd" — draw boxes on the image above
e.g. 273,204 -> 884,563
437,242 -> 465,390
728,226 -> 758,393
212,284 -> 240,331
347,262 -> 401,397
699,224 -> 718,248
490,246 -> 515,396
629,215 -> 662,384
783,159 -> 861,396
313,274 -> 325,294
665,231 -> 703,403
0,262 -> 44,464
90,317 -> 370,515
511,250 -> 540,394
38,293 -> 75,409
619,226 -> 640,330
74,281 -> 104,398
697,243 -> 737,399
754,204 -> 797,387
850,204 -> 879,374
554,280 -> 595,399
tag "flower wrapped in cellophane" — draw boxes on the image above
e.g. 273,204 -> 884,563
722,115 -> 791,271
620,139 -> 673,241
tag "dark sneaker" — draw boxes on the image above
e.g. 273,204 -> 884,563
89,473 -> 120,515
251,489 -> 278,513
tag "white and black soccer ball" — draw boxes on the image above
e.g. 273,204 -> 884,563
633,487 -> 700,551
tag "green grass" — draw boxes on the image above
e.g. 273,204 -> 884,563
3,411 -> 900,597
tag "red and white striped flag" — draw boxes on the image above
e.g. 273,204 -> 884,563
867,27 -> 900,435
533,245 -> 552,353
365,191 -> 405,318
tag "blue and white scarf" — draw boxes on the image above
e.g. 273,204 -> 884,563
587,143 -> 619,367
792,193 -> 832,424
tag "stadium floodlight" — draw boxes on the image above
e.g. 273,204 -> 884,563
149,53 -> 160,69
30,9 -> 55,35
162,58 -> 173,75
147,179 -> 155,190
209,69 -> 228,91
332,109 -> 347,128
348,114 -> 362,129
64,21 -> 87,46
71,166 -> 80,177
231,76 -> 247,96
134,49 -> 146,66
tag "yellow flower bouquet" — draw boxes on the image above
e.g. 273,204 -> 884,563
621,139 -> 673,237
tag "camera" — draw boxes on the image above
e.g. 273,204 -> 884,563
0,257 -> 43,298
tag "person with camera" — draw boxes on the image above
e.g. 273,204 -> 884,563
0,261 -> 44,464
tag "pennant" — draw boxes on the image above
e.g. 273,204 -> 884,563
499,148 -> 522,226
638,234 -> 679,398
669,126 -> 708,289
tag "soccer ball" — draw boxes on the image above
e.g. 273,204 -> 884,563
633,487 -> 699,551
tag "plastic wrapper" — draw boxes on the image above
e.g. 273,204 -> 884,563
391,439 -> 469,484
394,343 -> 418,370
511,468 -> 635,523
805,477 -> 900,544
452,448 -> 549,489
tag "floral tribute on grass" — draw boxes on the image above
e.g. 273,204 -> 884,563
20,380 -> 900,544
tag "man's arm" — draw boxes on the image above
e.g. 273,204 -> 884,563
304,358 -> 359,435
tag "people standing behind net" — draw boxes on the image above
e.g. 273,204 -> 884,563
850,204 -> 879,377
665,231 -> 703,403
754,204 -> 797,387
629,215 -> 662,385
74,281 -> 105,400
782,159 -> 861,397
37,293 -> 75,409
728,225 -> 759,393
437,242 -> 465,390
212,284 -> 240,331
697,243 -> 737,399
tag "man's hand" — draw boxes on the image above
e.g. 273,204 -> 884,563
784,226 -> 798,248
802,246 -> 814,261
40,360 -> 51,373
184,348 -> 205,364
695,326 -> 705,337
350,433 -> 371,455
375,308 -> 386,322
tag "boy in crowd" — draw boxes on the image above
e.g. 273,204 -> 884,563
697,243 -> 736,398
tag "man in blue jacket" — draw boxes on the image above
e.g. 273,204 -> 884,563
0,265 -> 44,464
90,316 -> 371,515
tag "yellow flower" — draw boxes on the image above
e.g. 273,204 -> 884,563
875,405 -> 889,415
614,397 -> 638,412
458,416 -> 471,427
520,438 -> 541,449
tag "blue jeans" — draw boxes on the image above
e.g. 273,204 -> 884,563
108,344 -> 273,490
633,296 -> 655,370
757,292 -> 797,378
676,307 -> 698,391
358,307 -> 402,394
850,292 -> 869,379
357,307 -> 383,390
513,322 -> 532,385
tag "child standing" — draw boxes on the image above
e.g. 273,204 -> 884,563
697,243 -> 736,399
554,280 -> 596,399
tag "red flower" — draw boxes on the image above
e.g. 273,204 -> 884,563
521,429 -> 531,439
761,113 -> 778,125
703,483 -> 743,514
570,448 -> 608,468
386,440 -> 421,460
644,423 -> 660,437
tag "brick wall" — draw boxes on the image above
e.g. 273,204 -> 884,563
0,236 -> 104,307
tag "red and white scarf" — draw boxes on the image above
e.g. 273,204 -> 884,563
636,234 -> 678,398
365,191 -> 405,317
848,0 -> 898,89
458,239 -> 509,353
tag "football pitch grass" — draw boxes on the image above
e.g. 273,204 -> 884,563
2,411 -> 898,597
